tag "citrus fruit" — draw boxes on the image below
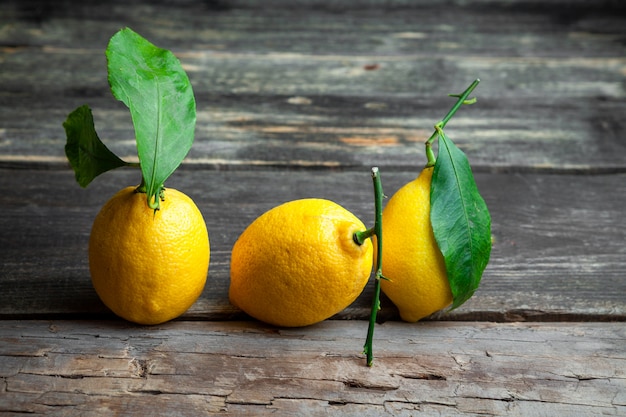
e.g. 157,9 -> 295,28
89,186 -> 210,325
380,166 -> 452,322
229,198 -> 373,327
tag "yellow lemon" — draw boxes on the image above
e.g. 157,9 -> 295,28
89,186 -> 210,325
381,166 -> 452,322
229,198 -> 373,327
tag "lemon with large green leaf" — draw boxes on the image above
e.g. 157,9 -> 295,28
380,80 -> 491,322
64,28 -> 209,324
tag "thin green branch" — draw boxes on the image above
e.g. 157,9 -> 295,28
354,228 -> 375,246
425,79 -> 480,167
362,166 -> 384,367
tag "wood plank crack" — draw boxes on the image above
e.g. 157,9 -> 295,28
1,321 -> 624,415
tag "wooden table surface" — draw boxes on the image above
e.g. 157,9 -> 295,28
1,0 -> 625,415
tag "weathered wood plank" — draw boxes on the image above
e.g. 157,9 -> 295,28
1,0 -> 625,171
1,2 -> 625,414
1,320 -> 624,416
3,88 -> 626,172
1,168 -> 624,321
2,0 -> 625,57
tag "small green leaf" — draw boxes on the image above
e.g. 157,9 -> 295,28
63,105 -> 129,187
106,28 -> 196,209
430,130 -> 491,309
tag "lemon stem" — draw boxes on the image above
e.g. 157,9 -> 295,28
425,78 -> 480,167
361,166 -> 384,367
353,228 -> 375,245
135,177 -> 163,214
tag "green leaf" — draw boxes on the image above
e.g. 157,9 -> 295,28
106,27 -> 196,209
63,105 -> 129,187
430,130 -> 492,309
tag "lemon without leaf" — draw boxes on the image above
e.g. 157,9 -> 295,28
380,166 -> 453,322
229,198 -> 373,327
89,186 -> 210,325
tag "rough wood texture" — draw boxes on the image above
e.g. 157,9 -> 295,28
1,320 -> 625,416
1,0 -> 625,172
1,0 -> 625,415
1,168 -> 625,321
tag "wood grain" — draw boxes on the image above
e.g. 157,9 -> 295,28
1,320 -> 624,416
1,0 -> 625,171
1,1 -> 626,414
1,168 -> 624,321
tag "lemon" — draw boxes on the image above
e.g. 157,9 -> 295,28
89,186 -> 210,325
380,166 -> 452,322
229,198 -> 373,327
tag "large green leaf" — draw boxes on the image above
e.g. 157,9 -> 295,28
430,130 -> 491,309
106,27 -> 196,209
63,105 -> 129,187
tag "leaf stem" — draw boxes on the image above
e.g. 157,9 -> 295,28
425,79 -> 480,167
135,177 -> 164,214
362,166 -> 384,367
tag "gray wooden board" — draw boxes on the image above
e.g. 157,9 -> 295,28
2,0 -> 625,56
0,320 -> 624,416
2,1 -> 625,415
1,168 -> 624,321
2,92 -> 625,173
1,0 -> 625,171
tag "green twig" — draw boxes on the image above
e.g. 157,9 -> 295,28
425,79 -> 480,166
362,166 -> 384,367
353,228 -> 375,245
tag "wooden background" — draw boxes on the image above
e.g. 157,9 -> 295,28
1,0 -> 625,415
